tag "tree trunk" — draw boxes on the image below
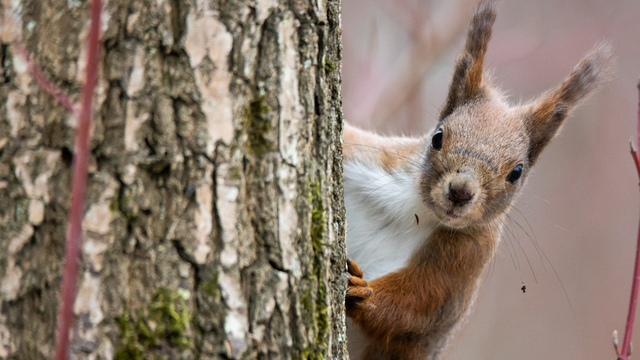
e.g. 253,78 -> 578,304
0,0 -> 346,359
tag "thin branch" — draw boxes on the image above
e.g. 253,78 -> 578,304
54,0 -> 102,359
618,79 -> 640,360
13,44 -> 77,112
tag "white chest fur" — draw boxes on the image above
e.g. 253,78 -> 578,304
344,161 -> 439,281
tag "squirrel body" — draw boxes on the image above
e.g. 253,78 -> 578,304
344,133 -> 438,281
343,3 -> 613,360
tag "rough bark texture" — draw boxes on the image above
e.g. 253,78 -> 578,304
0,0 -> 346,359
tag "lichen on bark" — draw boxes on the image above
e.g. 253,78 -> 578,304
0,0 -> 346,359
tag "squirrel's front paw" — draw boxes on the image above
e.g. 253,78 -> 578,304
346,259 -> 375,320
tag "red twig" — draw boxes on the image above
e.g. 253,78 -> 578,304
54,0 -> 101,359
619,80 -> 640,360
13,44 -> 77,112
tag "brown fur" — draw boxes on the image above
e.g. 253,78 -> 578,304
344,2 -> 614,359
348,225 -> 496,359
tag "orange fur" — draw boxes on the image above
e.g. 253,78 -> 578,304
348,225 -> 496,359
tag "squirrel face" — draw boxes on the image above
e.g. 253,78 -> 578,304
417,2 -> 612,230
421,96 -> 529,229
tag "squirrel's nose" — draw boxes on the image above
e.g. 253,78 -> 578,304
448,182 -> 474,206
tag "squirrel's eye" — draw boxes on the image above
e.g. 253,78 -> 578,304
506,164 -> 523,184
431,129 -> 443,151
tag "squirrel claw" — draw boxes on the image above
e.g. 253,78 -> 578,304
346,259 -> 375,319
347,258 -> 364,278
346,279 -> 372,298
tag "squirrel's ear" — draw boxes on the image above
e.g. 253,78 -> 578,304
440,2 -> 496,120
525,43 -> 614,165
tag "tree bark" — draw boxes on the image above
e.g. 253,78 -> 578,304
0,0 -> 346,359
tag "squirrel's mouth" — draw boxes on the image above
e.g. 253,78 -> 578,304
433,201 -> 477,228
445,209 -> 459,219
429,203 -> 466,227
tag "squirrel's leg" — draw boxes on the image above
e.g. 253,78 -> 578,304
346,259 -> 375,319
346,226 -> 495,359
346,259 -> 429,359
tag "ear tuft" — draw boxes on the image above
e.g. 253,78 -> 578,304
557,42 -> 615,106
440,2 -> 497,120
465,2 -> 497,66
526,42 -> 615,164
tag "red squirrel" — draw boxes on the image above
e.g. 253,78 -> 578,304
342,3 -> 613,359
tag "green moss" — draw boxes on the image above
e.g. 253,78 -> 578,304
309,182 -> 325,253
297,181 -> 330,359
299,279 -> 315,323
150,288 -> 193,349
110,197 -> 119,213
316,277 -> 329,347
244,95 -> 274,157
115,288 -> 193,360
198,269 -> 220,299
115,306 -> 145,360
324,59 -> 335,74
228,166 -> 242,181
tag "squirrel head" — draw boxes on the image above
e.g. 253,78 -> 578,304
420,2 -> 614,229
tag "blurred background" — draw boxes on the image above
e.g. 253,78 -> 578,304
341,0 -> 640,359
